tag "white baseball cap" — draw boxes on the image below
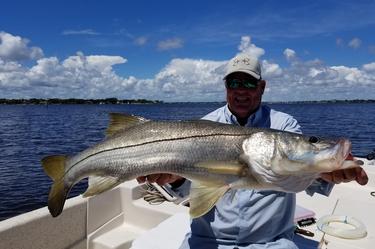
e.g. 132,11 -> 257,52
223,53 -> 261,80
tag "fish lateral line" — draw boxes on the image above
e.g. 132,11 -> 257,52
66,132 -> 252,172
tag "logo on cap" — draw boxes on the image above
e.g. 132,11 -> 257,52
233,58 -> 251,66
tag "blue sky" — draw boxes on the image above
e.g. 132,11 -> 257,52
1,0 -> 375,101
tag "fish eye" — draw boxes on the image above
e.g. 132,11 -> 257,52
308,136 -> 319,143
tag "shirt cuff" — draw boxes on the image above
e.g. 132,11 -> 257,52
171,179 -> 191,198
305,178 -> 334,196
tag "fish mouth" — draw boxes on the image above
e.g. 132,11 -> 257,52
337,138 -> 351,162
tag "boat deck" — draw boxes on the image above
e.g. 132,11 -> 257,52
0,159 -> 374,249
90,159 -> 375,249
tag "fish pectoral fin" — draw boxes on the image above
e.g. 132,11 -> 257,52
189,181 -> 230,218
106,113 -> 149,137
195,161 -> 247,176
83,176 -> 121,197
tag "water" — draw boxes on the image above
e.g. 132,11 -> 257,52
0,103 -> 374,221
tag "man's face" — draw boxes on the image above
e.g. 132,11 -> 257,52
225,72 -> 266,119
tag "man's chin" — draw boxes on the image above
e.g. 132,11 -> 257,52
233,109 -> 252,118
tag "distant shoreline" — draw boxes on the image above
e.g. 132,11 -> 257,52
0,98 -> 162,105
266,99 -> 375,104
0,98 -> 374,105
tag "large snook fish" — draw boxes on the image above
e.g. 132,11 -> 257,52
42,113 -> 361,218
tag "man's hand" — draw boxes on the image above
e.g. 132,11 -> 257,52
320,167 -> 368,185
136,174 -> 184,186
320,153 -> 369,185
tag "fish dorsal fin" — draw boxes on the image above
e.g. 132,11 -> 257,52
189,180 -> 230,218
196,161 -> 247,176
83,176 -> 121,197
106,113 -> 149,136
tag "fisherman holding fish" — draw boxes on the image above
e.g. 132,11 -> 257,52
42,52 -> 369,248
137,53 -> 368,249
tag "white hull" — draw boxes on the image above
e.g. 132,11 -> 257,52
1,159 -> 374,249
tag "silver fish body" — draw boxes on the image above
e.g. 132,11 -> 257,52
67,121 -> 259,185
42,114 -> 360,217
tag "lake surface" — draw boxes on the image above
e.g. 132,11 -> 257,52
0,103 -> 374,221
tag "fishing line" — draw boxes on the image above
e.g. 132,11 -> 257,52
316,214 -> 367,239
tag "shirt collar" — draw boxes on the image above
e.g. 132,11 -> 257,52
224,104 -> 265,127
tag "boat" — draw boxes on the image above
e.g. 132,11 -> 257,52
0,158 -> 374,249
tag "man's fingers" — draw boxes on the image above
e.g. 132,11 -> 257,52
331,170 -> 345,184
146,174 -> 161,183
320,167 -> 369,186
156,174 -> 172,185
136,174 -> 184,186
356,167 -> 369,185
136,176 -> 147,183
342,168 -> 357,183
320,172 -> 333,183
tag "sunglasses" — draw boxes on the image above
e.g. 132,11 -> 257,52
225,78 -> 259,89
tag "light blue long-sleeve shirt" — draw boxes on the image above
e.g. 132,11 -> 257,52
178,104 -> 333,249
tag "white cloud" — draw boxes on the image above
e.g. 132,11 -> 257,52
363,62 -> 375,72
348,38 -> 362,49
62,29 -> 100,35
0,47 -> 130,98
134,36 -> 148,46
283,48 -> 297,62
238,36 -> 265,58
151,58 -> 226,101
0,59 -> 23,72
262,60 -> 283,78
0,32 -> 374,101
0,31 -> 43,61
336,38 -> 344,47
157,38 -> 183,51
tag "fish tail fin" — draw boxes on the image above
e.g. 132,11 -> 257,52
42,155 -> 71,217
189,181 -> 230,218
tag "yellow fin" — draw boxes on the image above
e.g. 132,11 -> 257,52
42,155 -> 67,181
196,161 -> 247,176
48,180 -> 69,217
83,176 -> 121,197
41,155 -> 71,217
107,113 -> 149,136
189,181 -> 230,218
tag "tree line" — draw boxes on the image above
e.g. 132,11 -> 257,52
0,98 -> 163,105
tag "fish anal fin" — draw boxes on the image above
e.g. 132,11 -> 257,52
196,161 -> 247,176
83,176 -> 121,197
107,113 -> 149,137
189,181 -> 230,218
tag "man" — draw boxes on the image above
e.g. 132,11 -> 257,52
137,53 -> 368,248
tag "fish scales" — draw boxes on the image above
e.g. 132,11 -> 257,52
42,113 -> 362,218
66,127 -> 248,184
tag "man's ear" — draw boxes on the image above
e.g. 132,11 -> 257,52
259,80 -> 266,94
